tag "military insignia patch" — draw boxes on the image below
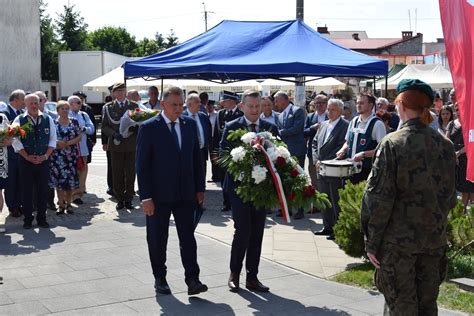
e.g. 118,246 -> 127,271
360,138 -> 366,146
44,128 -> 49,135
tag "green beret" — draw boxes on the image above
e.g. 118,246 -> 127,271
112,82 -> 126,92
396,79 -> 434,103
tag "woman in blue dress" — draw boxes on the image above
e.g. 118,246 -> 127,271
49,101 -> 82,214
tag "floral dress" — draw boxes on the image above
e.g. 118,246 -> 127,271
49,119 -> 81,190
0,113 -> 9,189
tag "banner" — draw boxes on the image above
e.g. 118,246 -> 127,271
439,0 -> 474,182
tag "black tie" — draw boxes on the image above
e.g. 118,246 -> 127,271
249,123 -> 257,132
170,121 -> 180,150
16,110 -> 21,116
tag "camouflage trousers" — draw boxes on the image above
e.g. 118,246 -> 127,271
374,246 -> 448,316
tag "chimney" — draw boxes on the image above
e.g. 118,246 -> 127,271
352,33 -> 360,41
317,26 -> 329,34
402,31 -> 413,40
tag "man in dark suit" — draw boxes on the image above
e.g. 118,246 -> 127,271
101,83 -> 138,210
216,91 -> 243,212
275,91 -> 307,219
304,95 -> 328,196
220,89 -> 279,293
2,89 -> 25,218
312,99 -> 349,240
136,86 -> 207,296
182,93 -> 212,179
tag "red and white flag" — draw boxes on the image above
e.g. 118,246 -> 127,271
440,0 -> 474,182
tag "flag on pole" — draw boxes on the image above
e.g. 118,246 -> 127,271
439,0 -> 474,182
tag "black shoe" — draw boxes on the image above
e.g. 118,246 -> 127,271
125,201 -> 134,210
116,201 -> 125,210
313,228 -> 332,236
106,189 -> 115,196
187,279 -> 208,295
56,207 -> 65,215
66,205 -> 74,214
246,278 -> 269,292
221,206 -> 230,212
23,222 -> 33,229
228,272 -> 240,293
293,209 -> 304,220
326,234 -> 336,240
37,221 -> 50,228
154,278 -> 171,295
47,202 -> 57,211
73,198 -> 84,205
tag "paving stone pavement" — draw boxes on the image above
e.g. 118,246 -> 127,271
0,145 -> 466,315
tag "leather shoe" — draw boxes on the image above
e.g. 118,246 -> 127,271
293,209 -> 304,220
73,198 -> 84,205
154,278 -> 171,295
116,201 -> 124,210
187,279 -> 208,295
246,278 -> 269,292
37,221 -> 50,228
326,233 -> 336,240
125,201 -> 134,210
106,188 -> 115,196
228,272 -> 240,292
313,228 -> 332,236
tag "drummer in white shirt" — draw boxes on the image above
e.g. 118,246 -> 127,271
312,99 -> 349,240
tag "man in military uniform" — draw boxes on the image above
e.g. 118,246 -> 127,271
12,94 -> 57,229
101,83 -> 139,210
361,79 -> 457,315
216,91 -> 243,212
336,93 -> 386,184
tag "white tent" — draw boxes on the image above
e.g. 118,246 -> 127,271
376,64 -> 453,89
83,67 -> 346,95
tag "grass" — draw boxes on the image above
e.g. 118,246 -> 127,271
330,261 -> 474,314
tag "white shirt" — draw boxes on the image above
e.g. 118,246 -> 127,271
317,113 -> 327,123
244,117 -> 260,132
208,110 -> 217,137
260,111 -> 276,125
12,111 -> 57,153
324,117 -> 341,144
345,114 -> 386,143
161,112 -> 181,149
187,110 -> 205,149
282,104 -> 292,120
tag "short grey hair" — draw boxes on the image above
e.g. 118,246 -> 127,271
273,90 -> 289,101
328,98 -> 344,110
242,89 -> 260,104
24,93 -> 39,103
67,95 -> 81,105
34,91 -> 47,101
186,93 -> 200,106
9,89 -> 25,102
376,97 -> 389,106
163,86 -> 184,100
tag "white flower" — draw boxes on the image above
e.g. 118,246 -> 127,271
257,131 -> 273,140
230,146 -> 246,162
277,146 -> 291,160
266,147 -> 279,162
240,132 -> 256,144
251,165 -> 267,184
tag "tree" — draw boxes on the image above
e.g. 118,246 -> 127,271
55,4 -> 89,51
88,26 -> 137,56
165,29 -> 179,49
155,32 -> 166,50
132,38 -> 160,57
39,0 -> 60,80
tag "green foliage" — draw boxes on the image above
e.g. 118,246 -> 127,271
447,200 -> 474,255
333,180 -> 367,258
330,262 -> 374,289
165,29 -> 179,49
448,255 -> 474,279
55,4 -> 90,51
39,0 -> 60,80
133,38 -> 161,57
88,26 -> 137,56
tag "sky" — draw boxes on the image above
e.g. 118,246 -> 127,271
44,0 -> 444,43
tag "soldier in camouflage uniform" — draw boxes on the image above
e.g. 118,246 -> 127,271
361,79 -> 457,315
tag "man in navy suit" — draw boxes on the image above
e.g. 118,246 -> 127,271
182,93 -> 212,179
274,91 -> 307,219
2,89 -> 25,218
220,89 -> 279,293
304,95 -> 328,194
312,99 -> 349,240
136,86 -> 208,296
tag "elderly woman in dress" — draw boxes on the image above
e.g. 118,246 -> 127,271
0,112 -> 11,232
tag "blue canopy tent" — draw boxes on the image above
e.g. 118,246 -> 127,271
123,20 -> 388,82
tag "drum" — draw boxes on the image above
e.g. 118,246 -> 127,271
319,160 -> 362,178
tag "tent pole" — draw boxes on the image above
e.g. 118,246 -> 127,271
373,77 -> 376,96
385,76 -> 388,97
160,79 -> 164,100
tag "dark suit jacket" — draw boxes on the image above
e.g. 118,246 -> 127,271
220,116 -> 279,195
182,110 -> 212,151
276,104 -> 306,157
312,118 -> 349,162
304,112 -> 328,158
101,99 -> 139,152
136,114 -> 205,204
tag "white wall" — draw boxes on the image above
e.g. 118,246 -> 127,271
0,0 -> 41,102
